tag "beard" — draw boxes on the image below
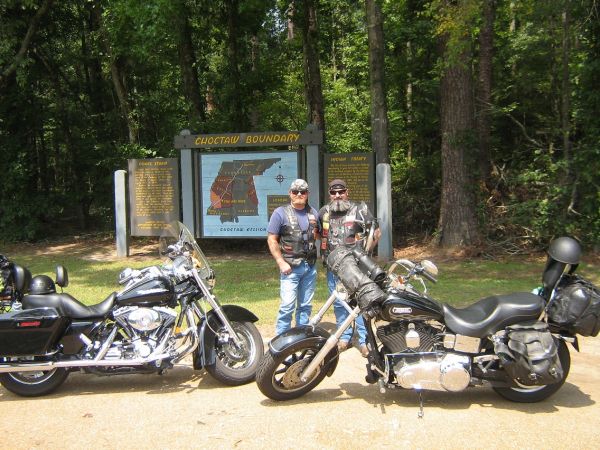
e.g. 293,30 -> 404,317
330,199 -> 352,213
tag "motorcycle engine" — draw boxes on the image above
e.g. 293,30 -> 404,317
378,321 -> 471,392
377,321 -> 439,353
111,306 -> 177,359
394,353 -> 471,392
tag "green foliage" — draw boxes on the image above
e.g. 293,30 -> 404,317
1,0 -> 600,247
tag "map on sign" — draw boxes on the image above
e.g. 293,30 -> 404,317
199,151 -> 299,237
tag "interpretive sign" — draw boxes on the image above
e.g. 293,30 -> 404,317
199,150 -> 299,237
128,158 -> 180,236
174,129 -> 323,149
324,153 -> 375,213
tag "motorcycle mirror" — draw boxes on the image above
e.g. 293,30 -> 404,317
421,260 -> 439,278
159,237 -> 177,256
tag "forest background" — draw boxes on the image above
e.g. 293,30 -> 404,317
1,0 -> 599,251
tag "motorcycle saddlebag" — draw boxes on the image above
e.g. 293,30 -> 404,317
547,275 -> 600,337
0,307 -> 68,357
494,321 -> 563,386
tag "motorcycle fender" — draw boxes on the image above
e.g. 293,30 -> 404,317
268,325 -> 339,376
195,305 -> 259,369
557,334 -> 580,352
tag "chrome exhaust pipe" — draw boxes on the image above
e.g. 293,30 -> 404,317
0,352 -> 173,373
0,326 -> 199,374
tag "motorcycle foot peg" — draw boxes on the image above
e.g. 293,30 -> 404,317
377,378 -> 386,394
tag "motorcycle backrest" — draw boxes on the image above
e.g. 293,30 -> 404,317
12,264 -> 32,293
55,265 -> 68,288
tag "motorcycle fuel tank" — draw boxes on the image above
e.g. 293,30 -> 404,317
380,289 -> 443,322
116,276 -> 174,307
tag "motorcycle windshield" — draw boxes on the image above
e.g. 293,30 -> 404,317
169,221 -> 212,281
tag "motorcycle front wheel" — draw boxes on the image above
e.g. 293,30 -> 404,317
205,321 -> 263,386
0,367 -> 69,397
493,339 -> 571,403
256,342 -> 333,401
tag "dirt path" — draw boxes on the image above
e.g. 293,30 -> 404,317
1,333 -> 599,449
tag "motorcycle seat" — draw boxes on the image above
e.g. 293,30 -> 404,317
22,292 -> 117,319
442,292 -> 544,338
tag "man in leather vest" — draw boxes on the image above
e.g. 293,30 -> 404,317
267,179 -> 321,334
319,179 -> 380,357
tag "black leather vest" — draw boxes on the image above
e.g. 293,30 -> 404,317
322,202 -> 365,258
279,205 -> 318,266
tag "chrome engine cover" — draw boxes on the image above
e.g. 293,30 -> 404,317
395,353 -> 471,392
127,308 -> 162,331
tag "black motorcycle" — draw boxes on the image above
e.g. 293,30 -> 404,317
0,222 -> 263,396
256,236 -> 599,411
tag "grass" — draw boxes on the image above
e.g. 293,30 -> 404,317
7,241 -> 600,327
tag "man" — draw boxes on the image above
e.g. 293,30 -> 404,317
319,179 -> 380,357
267,179 -> 320,335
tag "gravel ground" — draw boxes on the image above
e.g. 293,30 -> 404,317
1,330 -> 600,450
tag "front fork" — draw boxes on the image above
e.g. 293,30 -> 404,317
192,268 -> 243,347
301,293 -> 360,382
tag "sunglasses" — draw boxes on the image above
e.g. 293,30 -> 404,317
329,189 -> 347,196
291,190 -> 308,195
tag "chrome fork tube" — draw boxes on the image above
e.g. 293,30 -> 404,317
301,305 -> 361,382
192,268 -> 242,347
309,292 -> 337,326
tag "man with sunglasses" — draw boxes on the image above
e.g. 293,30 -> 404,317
319,179 -> 380,357
267,179 -> 321,334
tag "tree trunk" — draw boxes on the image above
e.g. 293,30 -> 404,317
0,0 -> 54,87
175,0 -> 205,130
109,57 -> 137,144
365,0 -> 389,165
437,38 -> 480,247
91,0 -> 137,144
561,3 -> 572,179
300,0 -> 325,132
476,0 -> 495,188
249,34 -> 261,129
225,0 -> 244,129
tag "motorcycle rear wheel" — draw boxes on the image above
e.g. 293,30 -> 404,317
205,321 -> 263,386
0,368 -> 69,397
256,343 -> 331,401
493,339 -> 571,403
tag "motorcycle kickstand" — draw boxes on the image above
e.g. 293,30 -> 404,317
416,390 -> 424,419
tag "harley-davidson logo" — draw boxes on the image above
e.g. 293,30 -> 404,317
391,307 -> 413,315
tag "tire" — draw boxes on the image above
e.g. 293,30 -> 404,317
255,342 -> 332,401
205,321 -> 264,386
493,339 -> 571,403
0,368 -> 69,397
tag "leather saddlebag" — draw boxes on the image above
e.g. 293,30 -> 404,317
548,275 -> 600,337
494,321 -> 563,386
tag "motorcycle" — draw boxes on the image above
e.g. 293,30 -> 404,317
0,221 -> 264,396
256,233 -> 600,413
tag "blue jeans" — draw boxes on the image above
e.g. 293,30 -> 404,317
327,270 -> 367,345
275,261 -> 317,335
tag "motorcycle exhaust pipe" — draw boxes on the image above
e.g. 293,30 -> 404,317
0,322 -> 201,374
0,352 -> 175,373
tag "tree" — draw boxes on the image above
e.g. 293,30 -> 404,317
298,0 -> 325,131
476,0 -> 495,189
365,0 -> 389,164
435,0 -> 480,247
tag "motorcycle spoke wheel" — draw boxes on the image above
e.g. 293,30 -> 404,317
205,321 -> 263,386
256,344 -> 330,401
493,339 -> 571,403
0,366 -> 69,397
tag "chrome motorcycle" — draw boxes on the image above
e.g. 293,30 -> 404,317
256,236 -> 599,412
0,221 -> 263,396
